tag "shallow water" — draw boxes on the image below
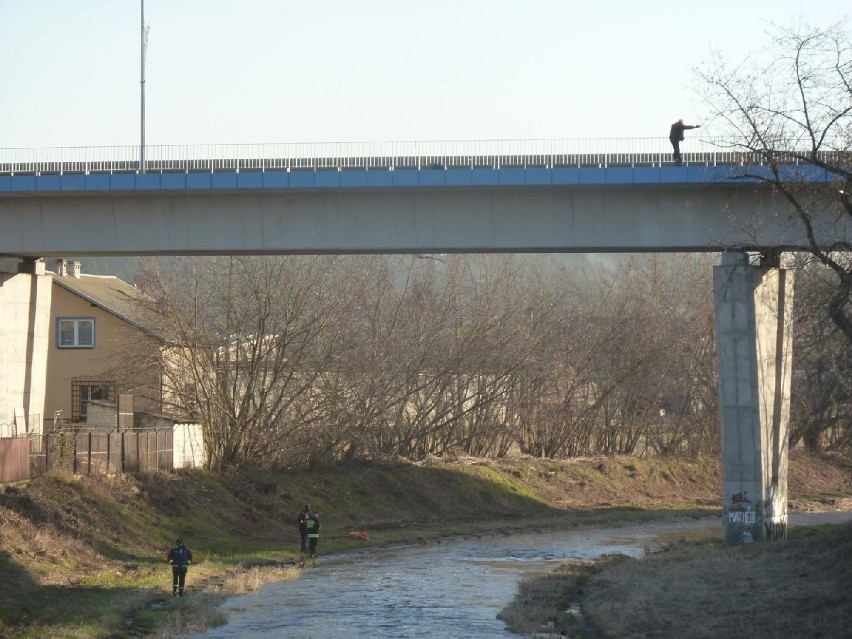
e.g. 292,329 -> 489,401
185,512 -> 851,639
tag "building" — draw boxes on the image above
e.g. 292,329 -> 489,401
44,259 -> 164,431
1,258 -> 206,479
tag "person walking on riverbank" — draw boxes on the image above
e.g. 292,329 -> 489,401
167,538 -> 193,596
305,510 -> 320,565
297,504 -> 311,555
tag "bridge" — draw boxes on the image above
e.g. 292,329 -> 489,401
1,137 -> 848,544
0,138 -> 847,257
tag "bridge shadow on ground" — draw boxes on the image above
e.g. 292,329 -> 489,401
0,574 -> 166,635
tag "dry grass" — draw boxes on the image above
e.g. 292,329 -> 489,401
498,559 -> 604,638
142,565 -> 299,638
145,595 -> 229,639
202,564 -> 299,595
582,524 -> 852,638
501,523 -> 852,638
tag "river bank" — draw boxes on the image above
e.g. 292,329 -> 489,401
185,516 -> 755,638
499,509 -> 852,638
1,450 -> 851,638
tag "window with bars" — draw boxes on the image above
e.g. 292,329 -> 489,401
71,379 -> 116,422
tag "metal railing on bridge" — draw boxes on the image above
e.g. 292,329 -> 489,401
0,138 -> 845,176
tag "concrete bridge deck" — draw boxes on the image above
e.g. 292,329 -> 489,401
0,144 -> 847,258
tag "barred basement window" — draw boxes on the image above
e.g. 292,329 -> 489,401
71,379 -> 116,422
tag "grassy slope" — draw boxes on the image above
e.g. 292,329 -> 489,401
582,524 -> 852,638
0,450 -> 850,638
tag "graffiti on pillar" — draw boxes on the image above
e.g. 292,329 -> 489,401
724,486 -> 787,542
764,484 -> 787,541
725,490 -> 757,525
731,490 -> 749,505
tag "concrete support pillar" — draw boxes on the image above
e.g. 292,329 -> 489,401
714,251 -> 794,543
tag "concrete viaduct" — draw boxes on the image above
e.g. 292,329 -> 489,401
1,143 -> 847,543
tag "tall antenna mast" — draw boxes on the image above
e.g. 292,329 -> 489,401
140,0 -> 150,173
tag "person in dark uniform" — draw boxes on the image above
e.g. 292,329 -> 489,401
297,504 -> 311,554
166,538 -> 193,596
305,510 -> 320,561
669,119 -> 701,165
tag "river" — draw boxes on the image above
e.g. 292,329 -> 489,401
185,512 -> 852,639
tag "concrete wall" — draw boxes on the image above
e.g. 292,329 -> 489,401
173,423 -> 204,469
714,253 -> 794,543
0,267 -> 50,437
86,400 -> 118,429
135,414 -> 204,469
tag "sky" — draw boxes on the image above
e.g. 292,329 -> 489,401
0,0 -> 849,149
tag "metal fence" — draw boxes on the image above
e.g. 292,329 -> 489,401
22,428 -> 175,478
122,429 -> 173,473
1,138 -> 844,175
0,437 -> 31,482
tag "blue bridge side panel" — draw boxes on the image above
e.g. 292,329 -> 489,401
161,174 -> 188,190
0,164 -> 829,195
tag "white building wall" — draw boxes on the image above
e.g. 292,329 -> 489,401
173,423 -> 204,469
0,268 -> 51,438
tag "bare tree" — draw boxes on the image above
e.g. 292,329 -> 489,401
624,255 -> 719,456
697,19 -> 852,453
129,252 -> 723,469
511,255 -> 718,459
138,256 -> 353,470
790,254 -> 852,451
435,255 -> 530,457
697,19 -> 852,334
329,255 -> 529,460
507,263 -> 593,457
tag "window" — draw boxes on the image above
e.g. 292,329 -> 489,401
57,318 -> 95,348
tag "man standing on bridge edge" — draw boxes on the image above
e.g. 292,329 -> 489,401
669,119 -> 701,165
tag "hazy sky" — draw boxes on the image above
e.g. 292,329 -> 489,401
1,0 -> 849,148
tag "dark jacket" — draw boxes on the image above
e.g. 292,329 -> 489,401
305,513 -> 320,538
669,121 -> 698,143
297,510 -> 311,535
167,544 -> 193,568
